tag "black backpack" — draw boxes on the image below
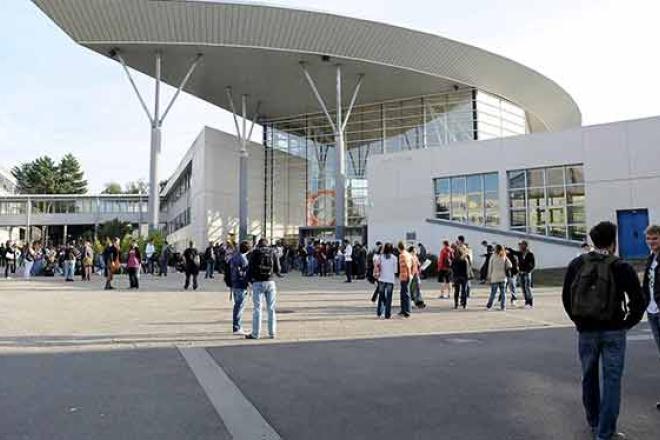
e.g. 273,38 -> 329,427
570,253 -> 623,321
252,247 -> 274,279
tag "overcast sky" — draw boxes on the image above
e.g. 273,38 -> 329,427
1,0 -> 658,192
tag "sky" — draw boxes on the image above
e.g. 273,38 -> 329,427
1,0 -> 659,192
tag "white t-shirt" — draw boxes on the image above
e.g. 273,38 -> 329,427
145,243 -> 155,258
647,254 -> 658,315
377,254 -> 397,284
344,244 -> 353,262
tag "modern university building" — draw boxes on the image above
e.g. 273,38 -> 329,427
23,0 -> 660,268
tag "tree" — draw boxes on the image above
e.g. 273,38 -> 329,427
101,182 -> 123,194
97,219 -> 132,242
125,180 -> 148,194
11,154 -> 87,194
57,154 -> 87,194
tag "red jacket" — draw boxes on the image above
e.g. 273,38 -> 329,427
437,247 -> 453,271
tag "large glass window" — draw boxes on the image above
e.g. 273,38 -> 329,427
433,172 -> 499,227
507,164 -> 586,241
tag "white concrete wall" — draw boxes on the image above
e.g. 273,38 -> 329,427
367,116 -> 660,268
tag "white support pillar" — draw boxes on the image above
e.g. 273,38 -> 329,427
113,49 -> 202,233
226,88 -> 260,242
299,62 -> 364,241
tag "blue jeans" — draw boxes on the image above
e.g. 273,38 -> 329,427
648,313 -> 660,355
453,278 -> 468,308
205,262 -> 214,278
377,282 -> 394,318
64,260 -> 75,280
518,272 -> 533,306
506,275 -> 517,299
399,280 -> 411,315
578,330 -> 626,440
488,282 -> 506,309
232,288 -> 248,332
251,281 -> 277,338
306,256 -> 315,276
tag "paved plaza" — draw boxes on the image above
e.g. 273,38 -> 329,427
0,273 -> 658,439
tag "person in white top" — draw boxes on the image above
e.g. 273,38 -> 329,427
643,225 -> 660,410
374,243 -> 396,319
343,239 -> 353,283
145,240 -> 155,274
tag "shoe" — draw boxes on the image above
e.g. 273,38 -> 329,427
524,304 -> 533,309
511,300 -> 518,307
403,313 -> 410,318
610,433 -> 626,440
397,312 -> 406,317
416,302 -> 426,309
267,335 -> 276,339
486,307 -> 494,311
245,334 -> 259,340
233,329 -> 247,335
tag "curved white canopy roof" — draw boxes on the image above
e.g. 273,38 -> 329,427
32,0 -> 581,131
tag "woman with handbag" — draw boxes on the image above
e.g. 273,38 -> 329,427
103,237 -> 120,290
126,242 -> 142,289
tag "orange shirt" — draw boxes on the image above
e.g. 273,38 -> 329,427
399,251 -> 413,282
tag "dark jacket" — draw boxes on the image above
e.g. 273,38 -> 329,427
513,250 -> 535,273
562,252 -> 647,332
247,246 -> 281,282
452,257 -> 469,281
183,247 -> 200,274
229,252 -> 249,289
642,252 -> 660,311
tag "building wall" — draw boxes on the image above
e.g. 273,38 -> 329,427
367,116 -> 660,268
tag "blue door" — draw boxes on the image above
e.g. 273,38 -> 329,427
617,209 -> 649,259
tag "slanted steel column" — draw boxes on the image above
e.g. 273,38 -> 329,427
226,88 -> 260,242
112,49 -> 202,232
300,62 -> 363,241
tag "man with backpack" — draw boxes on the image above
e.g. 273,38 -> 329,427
229,240 -> 251,335
562,221 -> 647,440
245,238 -> 281,340
183,241 -> 200,290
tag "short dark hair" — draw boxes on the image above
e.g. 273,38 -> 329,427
258,238 -> 268,247
458,235 -> 465,243
589,221 -> 617,249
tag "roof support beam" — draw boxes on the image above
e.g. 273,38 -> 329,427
160,54 -> 203,125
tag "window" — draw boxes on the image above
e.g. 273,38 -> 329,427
433,172 -> 499,227
507,164 -> 586,241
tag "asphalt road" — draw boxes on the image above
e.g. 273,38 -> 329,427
1,327 -> 658,439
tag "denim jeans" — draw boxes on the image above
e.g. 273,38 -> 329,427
205,262 -> 214,278
64,260 -> 76,280
487,282 -> 506,309
306,256 -> 315,276
518,272 -> 533,306
399,280 -> 411,315
578,330 -> 626,440
377,282 -> 394,318
453,278 -> 468,308
345,260 -> 353,282
232,288 -> 248,332
648,313 -> 660,355
251,281 -> 277,338
410,275 -> 424,305
23,260 -> 34,279
506,275 -> 517,300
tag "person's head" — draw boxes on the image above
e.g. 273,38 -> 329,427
407,245 -> 416,254
113,237 -> 120,246
383,242 -> 393,255
443,240 -> 449,248
518,240 -> 528,252
258,238 -> 268,247
188,240 -> 194,249
343,239 -> 349,245
495,244 -> 505,257
375,241 -> 382,248
239,240 -> 251,254
209,241 -> 213,247
589,221 -> 617,252
645,224 -> 660,254
458,235 -> 465,244
397,241 -> 405,251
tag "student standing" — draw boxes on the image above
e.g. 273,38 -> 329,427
245,239 -> 281,340
126,242 -> 142,289
642,225 -> 660,410
515,240 -> 536,308
408,245 -> 426,309
437,240 -> 453,299
397,241 -> 412,318
230,241 -> 251,335
183,241 -> 200,290
452,246 -> 470,309
103,238 -> 120,290
23,242 -> 35,279
562,221 -> 647,440
375,243 -> 396,319
344,239 -> 353,283
486,245 -> 512,311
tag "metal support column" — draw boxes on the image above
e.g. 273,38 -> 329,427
226,88 -> 260,242
113,49 -> 202,233
300,62 -> 363,241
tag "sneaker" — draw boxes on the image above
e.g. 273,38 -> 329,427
511,300 -> 518,308
524,304 -> 533,309
610,433 -> 626,440
486,307 -> 494,311
245,334 -> 259,340
233,329 -> 247,335
267,334 -> 276,339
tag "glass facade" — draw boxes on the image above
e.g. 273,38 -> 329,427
507,164 -> 586,241
263,88 -> 527,234
167,207 -> 191,235
433,172 -> 500,227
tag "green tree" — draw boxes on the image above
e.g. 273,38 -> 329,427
97,219 -> 132,242
11,154 -> 87,194
101,182 -> 123,194
57,154 -> 87,194
125,180 -> 148,194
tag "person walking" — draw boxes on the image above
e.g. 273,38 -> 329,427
375,242 -> 397,319
159,241 -> 171,276
230,240 -> 251,335
642,225 -> 660,410
23,241 -> 35,279
204,241 -> 216,279
397,241 -> 413,318
562,221 -> 647,440
343,239 -> 353,283
103,238 -> 120,290
486,245 -> 512,311
82,240 -> 94,281
504,246 -> 519,306
183,241 -> 200,290
408,245 -> 426,309
452,245 -> 470,309
63,241 -> 78,282
437,240 -> 453,299
369,242 -> 383,302
126,242 -> 142,289
245,238 -> 281,340
515,240 -> 536,308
